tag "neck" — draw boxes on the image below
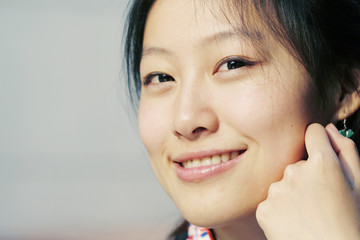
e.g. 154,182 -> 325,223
214,214 -> 266,240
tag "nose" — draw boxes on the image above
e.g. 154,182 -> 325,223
172,82 -> 219,141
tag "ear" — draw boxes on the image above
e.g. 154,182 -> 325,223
333,69 -> 360,121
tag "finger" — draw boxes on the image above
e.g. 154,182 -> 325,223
305,123 -> 338,163
282,160 -> 306,181
326,123 -> 360,190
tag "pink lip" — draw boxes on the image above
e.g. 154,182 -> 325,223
174,149 -> 246,182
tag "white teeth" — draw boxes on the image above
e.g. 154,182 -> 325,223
181,151 -> 243,169
187,160 -> 193,168
192,159 -> 201,167
221,153 -> 230,162
202,157 -> 212,166
212,155 -> 221,164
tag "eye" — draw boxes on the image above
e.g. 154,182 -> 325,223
214,56 -> 255,74
143,72 -> 175,85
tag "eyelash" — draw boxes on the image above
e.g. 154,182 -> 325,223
143,72 -> 175,86
143,56 -> 255,85
213,56 -> 255,74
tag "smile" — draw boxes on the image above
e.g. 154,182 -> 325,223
181,151 -> 243,169
174,149 -> 247,182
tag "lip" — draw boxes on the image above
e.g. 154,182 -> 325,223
173,148 -> 247,182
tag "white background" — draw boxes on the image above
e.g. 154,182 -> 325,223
0,0 -> 180,239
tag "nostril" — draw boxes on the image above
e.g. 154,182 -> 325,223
192,127 -> 207,135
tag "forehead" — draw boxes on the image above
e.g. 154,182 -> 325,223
143,0 -> 268,51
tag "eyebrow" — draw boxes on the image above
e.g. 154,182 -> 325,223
141,47 -> 174,58
141,28 -> 264,58
202,28 -> 263,45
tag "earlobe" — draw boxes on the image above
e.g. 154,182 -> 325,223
333,69 -> 360,121
334,91 -> 360,121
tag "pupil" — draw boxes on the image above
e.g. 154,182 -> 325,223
227,60 -> 244,70
159,74 -> 173,82
159,74 -> 169,82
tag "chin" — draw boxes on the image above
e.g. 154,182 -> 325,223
176,197 -> 259,228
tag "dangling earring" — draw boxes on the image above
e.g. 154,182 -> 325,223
339,112 -> 354,138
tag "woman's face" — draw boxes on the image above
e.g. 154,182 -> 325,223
138,0 -> 323,227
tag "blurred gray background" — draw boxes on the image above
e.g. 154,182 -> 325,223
0,0 -> 180,239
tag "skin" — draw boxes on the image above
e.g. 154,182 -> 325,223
256,123 -> 360,240
138,0 -> 360,239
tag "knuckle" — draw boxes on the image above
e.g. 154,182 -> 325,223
283,164 -> 295,179
294,160 -> 307,167
256,201 -> 265,213
256,201 -> 268,224
267,181 -> 280,198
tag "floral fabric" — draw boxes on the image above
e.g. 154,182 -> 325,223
186,224 -> 214,240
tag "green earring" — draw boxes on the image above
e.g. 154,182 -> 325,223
339,112 -> 354,138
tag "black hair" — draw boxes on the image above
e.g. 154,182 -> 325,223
124,0 -> 360,238
124,0 -> 154,110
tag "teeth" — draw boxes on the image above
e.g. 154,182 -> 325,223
212,155 -> 221,164
202,157 -> 212,166
221,153 -> 230,163
192,159 -> 201,167
231,151 -> 240,159
187,160 -> 193,168
182,151 -> 243,169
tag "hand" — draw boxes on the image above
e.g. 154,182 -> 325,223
256,123 -> 360,240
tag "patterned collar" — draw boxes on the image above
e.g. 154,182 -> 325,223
187,224 -> 215,240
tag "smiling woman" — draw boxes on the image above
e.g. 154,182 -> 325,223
124,0 -> 360,239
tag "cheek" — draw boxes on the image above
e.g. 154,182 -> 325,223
218,83 -> 310,164
138,101 -> 174,189
138,102 -> 168,157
